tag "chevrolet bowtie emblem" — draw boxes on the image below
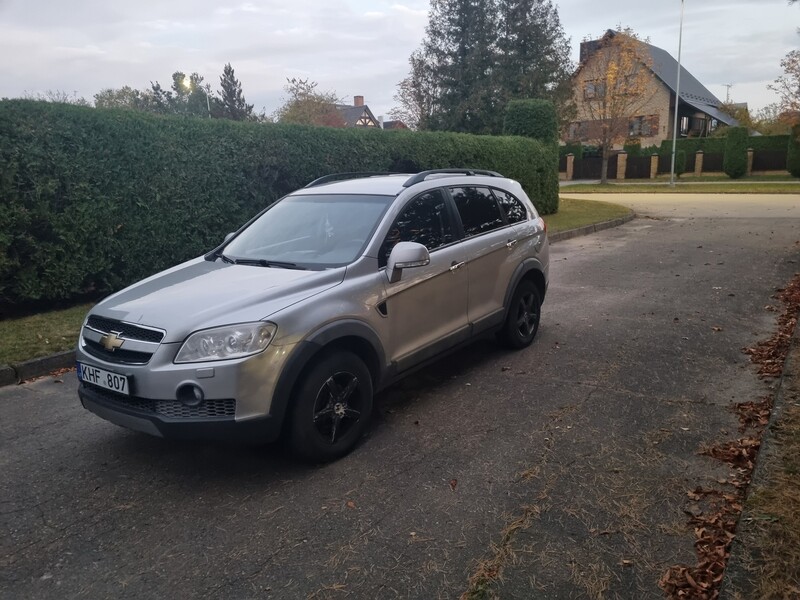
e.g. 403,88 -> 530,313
100,332 -> 125,351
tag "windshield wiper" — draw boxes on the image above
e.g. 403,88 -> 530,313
219,253 -> 236,264
229,257 -> 306,270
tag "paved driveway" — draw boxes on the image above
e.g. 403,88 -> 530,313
2,194 -> 800,599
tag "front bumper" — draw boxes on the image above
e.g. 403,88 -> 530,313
79,383 -> 282,443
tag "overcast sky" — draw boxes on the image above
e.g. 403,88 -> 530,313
0,0 -> 797,119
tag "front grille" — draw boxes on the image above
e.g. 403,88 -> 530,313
85,384 -> 236,419
87,316 -> 165,343
84,339 -> 153,365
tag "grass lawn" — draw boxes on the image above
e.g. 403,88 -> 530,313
0,303 -> 92,365
562,182 -> 800,194
544,197 -> 632,233
743,403 -> 800,597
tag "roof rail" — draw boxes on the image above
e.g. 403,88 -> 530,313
402,169 -> 504,188
304,172 -> 402,188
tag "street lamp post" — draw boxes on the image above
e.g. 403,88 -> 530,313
669,0 -> 685,186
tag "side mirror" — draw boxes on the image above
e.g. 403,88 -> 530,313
223,232 -> 236,243
386,242 -> 430,283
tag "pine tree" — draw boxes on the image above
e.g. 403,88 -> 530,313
495,0 -> 573,125
423,0 -> 499,134
217,63 -> 254,121
395,0 -> 573,134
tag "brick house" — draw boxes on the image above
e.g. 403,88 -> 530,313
565,30 -> 738,149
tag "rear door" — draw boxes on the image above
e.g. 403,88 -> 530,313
449,186 -> 522,329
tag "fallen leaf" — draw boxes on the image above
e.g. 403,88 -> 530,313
449,479 -> 458,491
346,500 -> 356,509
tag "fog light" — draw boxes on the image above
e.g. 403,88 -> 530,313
177,384 -> 204,407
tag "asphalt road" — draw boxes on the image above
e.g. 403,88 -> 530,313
3,194 -> 800,599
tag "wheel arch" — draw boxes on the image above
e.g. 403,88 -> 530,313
503,259 -> 547,317
270,320 -> 386,435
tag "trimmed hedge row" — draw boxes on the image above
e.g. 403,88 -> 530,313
0,100 -> 559,310
657,135 -> 790,156
789,125 -> 800,178
503,99 -> 558,143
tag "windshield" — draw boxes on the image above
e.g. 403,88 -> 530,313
223,194 -> 394,269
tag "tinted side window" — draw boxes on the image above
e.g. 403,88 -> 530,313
492,189 -> 528,224
450,187 -> 505,237
379,189 -> 455,268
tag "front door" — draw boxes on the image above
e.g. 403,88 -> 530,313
379,189 -> 469,371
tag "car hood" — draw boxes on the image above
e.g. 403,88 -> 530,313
93,257 -> 346,342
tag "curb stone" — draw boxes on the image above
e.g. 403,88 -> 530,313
0,214 -> 638,389
0,365 -> 17,386
2,350 -> 76,386
549,212 -> 635,243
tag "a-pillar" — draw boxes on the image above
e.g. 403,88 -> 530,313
616,151 -> 627,180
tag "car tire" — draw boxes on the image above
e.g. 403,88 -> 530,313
288,351 -> 373,462
498,280 -> 541,349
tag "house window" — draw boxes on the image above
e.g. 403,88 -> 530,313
628,115 -> 655,138
568,121 -> 589,141
680,116 -> 690,136
584,81 -> 606,99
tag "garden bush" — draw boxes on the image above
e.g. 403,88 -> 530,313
503,99 -> 558,143
723,127 -> 748,179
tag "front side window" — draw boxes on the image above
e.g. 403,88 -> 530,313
450,187 -> 505,237
224,194 -> 393,269
379,189 -> 455,268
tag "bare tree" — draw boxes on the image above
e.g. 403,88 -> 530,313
570,29 -> 656,183
769,49 -> 800,124
273,78 -> 345,127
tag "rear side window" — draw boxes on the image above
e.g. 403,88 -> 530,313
492,189 -> 528,224
450,187 -> 505,237
379,189 -> 455,268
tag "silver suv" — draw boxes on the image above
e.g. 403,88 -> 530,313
77,170 -> 549,461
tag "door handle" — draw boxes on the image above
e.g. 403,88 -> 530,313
506,239 -> 518,249
449,261 -> 465,272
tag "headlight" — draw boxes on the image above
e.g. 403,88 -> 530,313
175,322 -> 277,363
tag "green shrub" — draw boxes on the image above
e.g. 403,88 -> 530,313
0,100 -> 559,310
623,140 -> 642,156
659,135 -> 789,157
723,127 -> 749,179
675,149 -> 687,176
789,125 -> 800,178
503,99 -> 558,143
559,143 -> 583,159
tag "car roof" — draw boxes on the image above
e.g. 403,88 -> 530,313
298,175 -> 410,196
296,172 -> 519,197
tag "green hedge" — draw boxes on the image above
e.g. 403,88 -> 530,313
724,127 -> 748,179
789,125 -> 800,178
0,100 -> 558,310
658,135 -> 790,156
503,99 -> 558,143
559,143 -> 583,159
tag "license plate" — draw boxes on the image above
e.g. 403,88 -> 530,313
77,362 -> 130,396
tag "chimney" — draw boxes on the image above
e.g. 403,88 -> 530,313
354,95 -> 364,107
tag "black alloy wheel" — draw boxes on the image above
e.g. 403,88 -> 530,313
289,351 -> 373,462
499,280 -> 541,349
